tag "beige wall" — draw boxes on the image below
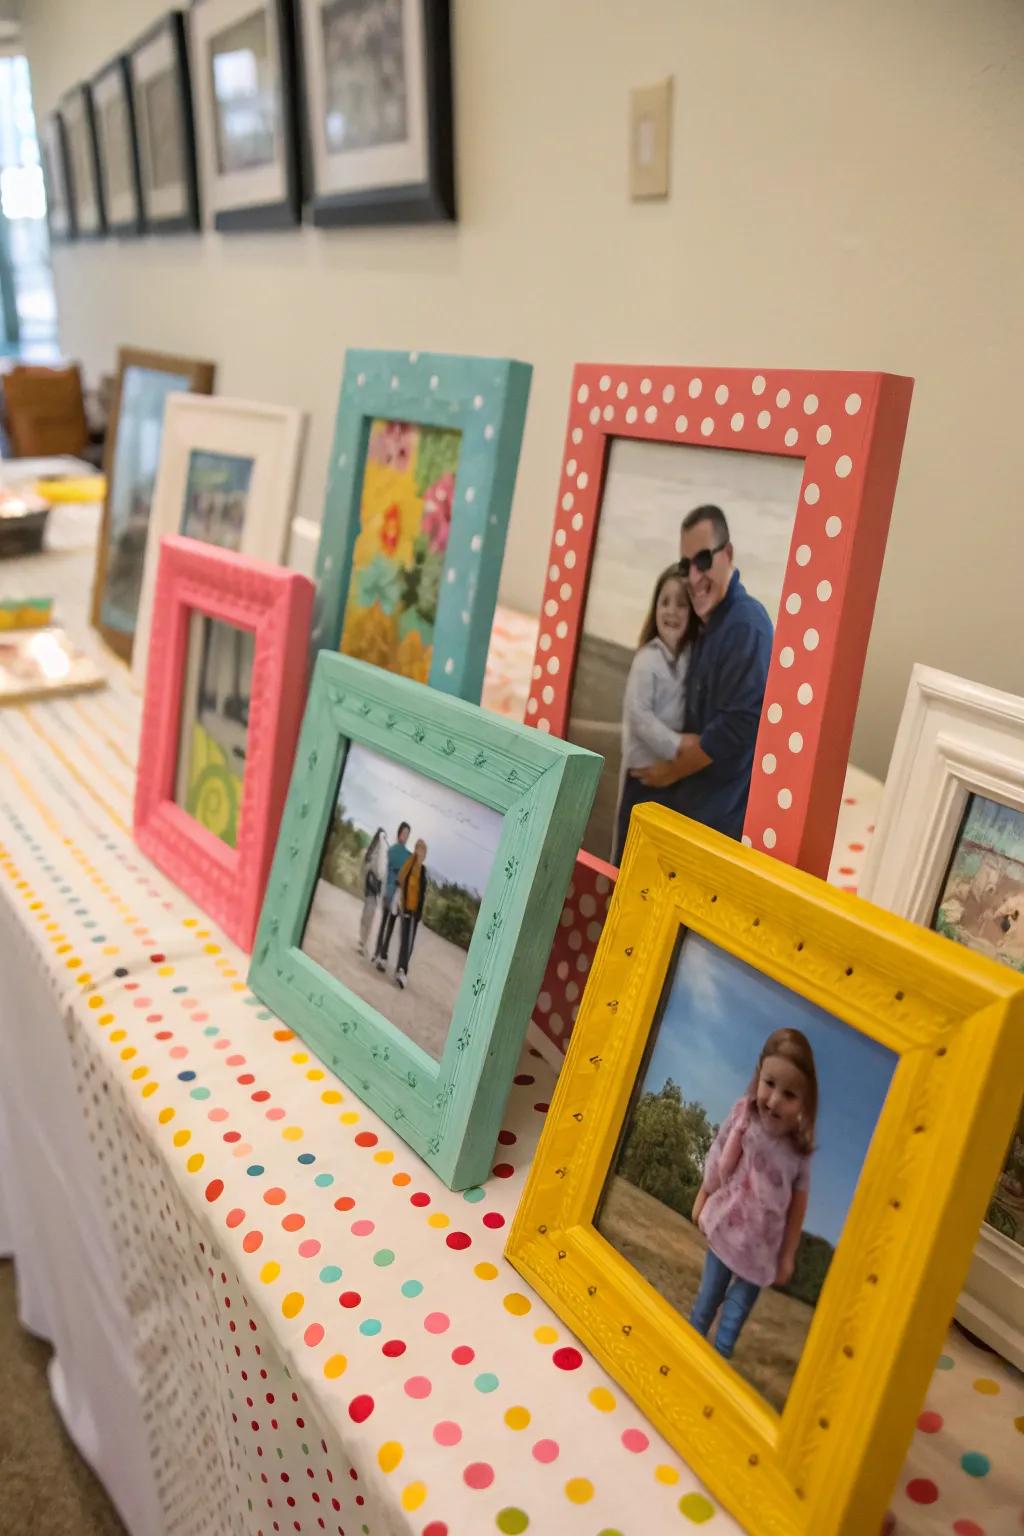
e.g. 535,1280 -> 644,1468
24,0 -> 1024,779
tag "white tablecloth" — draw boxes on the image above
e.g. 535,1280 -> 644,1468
0,512 -> 1021,1536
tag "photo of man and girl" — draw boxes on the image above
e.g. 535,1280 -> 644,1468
596,932 -> 896,1410
566,438 -> 805,862
301,741 -> 504,1061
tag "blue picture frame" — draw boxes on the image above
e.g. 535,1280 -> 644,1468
311,348 -> 532,704
248,652 -> 601,1188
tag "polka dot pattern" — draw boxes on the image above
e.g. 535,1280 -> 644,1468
0,560 -> 1009,1536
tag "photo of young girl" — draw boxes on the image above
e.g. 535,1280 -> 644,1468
613,565 -> 693,865
596,933 -> 896,1410
689,1029 -> 816,1361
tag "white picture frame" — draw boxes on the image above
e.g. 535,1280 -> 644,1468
132,393 -> 305,690
860,663 -> 1024,1368
190,0 -> 301,230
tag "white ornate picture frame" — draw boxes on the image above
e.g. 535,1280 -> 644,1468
860,663 -> 1024,1368
132,393 -> 305,689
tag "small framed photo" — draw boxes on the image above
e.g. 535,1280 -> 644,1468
507,805 -> 1024,1536
190,0 -> 302,230
526,362 -> 913,1059
310,348 -> 531,702
92,346 -> 216,663
131,392 -> 305,688
297,0 -> 455,225
134,535 -> 314,949
40,113 -> 74,243
247,650 -> 601,1188
91,56 -> 144,237
860,664 -> 1024,1369
60,84 -> 105,237
127,10 -> 201,233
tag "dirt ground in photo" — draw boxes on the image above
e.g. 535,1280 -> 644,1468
597,1174 -> 814,1411
301,878 -> 466,1061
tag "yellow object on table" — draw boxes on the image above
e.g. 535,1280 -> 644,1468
0,598 -> 53,630
33,474 -> 105,503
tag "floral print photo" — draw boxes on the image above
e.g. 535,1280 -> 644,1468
340,418 -> 462,684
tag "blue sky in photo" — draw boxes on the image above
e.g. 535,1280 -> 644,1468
336,741 -> 503,895
638,931 -> 897,1246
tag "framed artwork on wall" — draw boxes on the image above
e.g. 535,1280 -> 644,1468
311,347 -> 532,702
190,0 -> 302,230
59,84 -> 105,238
248,651 -> 601,1189
91,56 -> 144,237
40,113 -> 74,243
860,664 -> 1024,1369
296,0 -> 455,225
92,346 -> 216,663
127,10 -> 201,233
507,804 -> 1024,1536
135,536 -> 314,950
526,362 -> 913,1059
132,392 -> 305,687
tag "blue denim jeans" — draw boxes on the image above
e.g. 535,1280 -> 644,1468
689,1248 -> 762,1359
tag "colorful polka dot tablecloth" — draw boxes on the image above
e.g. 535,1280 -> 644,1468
0,517 -> 1020,1536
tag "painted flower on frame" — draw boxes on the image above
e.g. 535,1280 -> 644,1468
421,471 -> 455,555
352,460 -> 422,573
340,421 -> 464,683
416,550 -> 443,624
355,553 -> 402,615
340,600 -> 398,671
367,418 -> 415,473
395,627 -> 431,685
413,425 -> 461,497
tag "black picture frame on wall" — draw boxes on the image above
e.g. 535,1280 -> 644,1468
40,112 -> 76,244
127,10 -> 201,234
190,0 -> 303,231
91,55 -> 144,238
296,0 -> 455,228
60,83 -> 106,239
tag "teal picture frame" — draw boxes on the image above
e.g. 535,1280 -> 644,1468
248,653 -> 601,1189
310,348 -> 532,703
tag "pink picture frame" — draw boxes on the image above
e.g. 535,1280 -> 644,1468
526,362 -> 913,1057
134,535 -> 314,951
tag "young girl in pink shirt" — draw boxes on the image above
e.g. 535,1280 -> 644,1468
689,1027 -> 818,1360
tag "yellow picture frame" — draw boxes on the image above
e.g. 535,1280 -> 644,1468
506,804 -> 1024,1536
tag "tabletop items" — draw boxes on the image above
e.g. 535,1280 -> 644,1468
14,334 -> 1023,1535
0,625 -> 104,703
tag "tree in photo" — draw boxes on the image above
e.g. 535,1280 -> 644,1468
617,1078 -> 716,1222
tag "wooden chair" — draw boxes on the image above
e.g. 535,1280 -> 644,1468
2,362 -> 91,458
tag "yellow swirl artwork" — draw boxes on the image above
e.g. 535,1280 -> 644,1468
184,717 -> 243,849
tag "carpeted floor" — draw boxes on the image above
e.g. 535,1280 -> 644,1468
0,1259 -> 126,1536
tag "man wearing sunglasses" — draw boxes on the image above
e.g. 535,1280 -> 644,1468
629,503 -> 773,840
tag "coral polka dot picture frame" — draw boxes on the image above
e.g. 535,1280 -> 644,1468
310,347 -> 532,704
527,362 -> 913,1058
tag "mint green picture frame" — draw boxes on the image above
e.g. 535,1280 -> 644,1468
248,653 -> 601,1189
310,348 -> 532,703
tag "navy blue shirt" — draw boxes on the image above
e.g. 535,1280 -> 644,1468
665,571 -> 773,840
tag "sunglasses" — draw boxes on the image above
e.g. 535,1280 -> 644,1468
677,539 -> 728,578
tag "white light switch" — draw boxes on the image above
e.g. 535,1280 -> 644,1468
629,77 -> 672,200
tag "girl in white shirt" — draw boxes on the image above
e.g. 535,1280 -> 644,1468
613,566 -> 692,863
